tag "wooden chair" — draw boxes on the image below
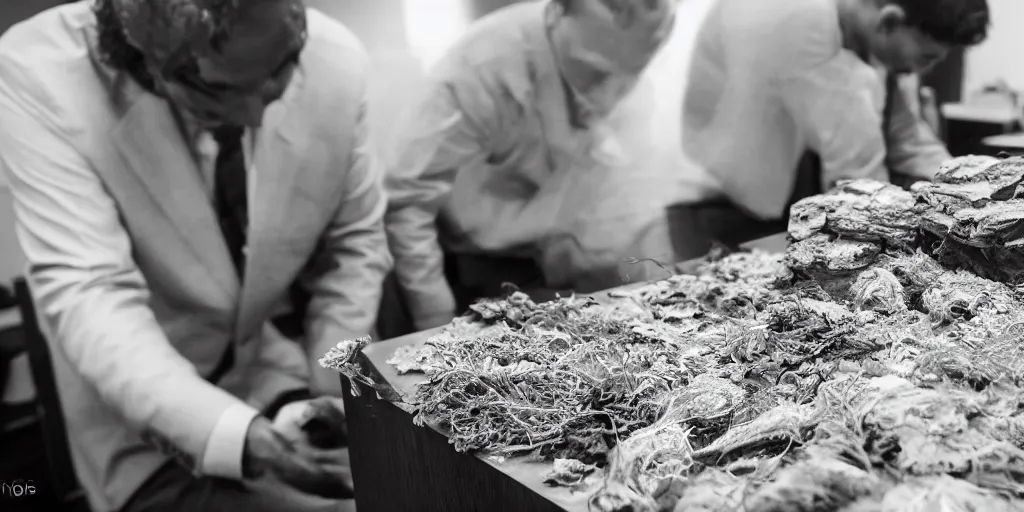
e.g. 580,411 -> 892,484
12,278 -> 90,511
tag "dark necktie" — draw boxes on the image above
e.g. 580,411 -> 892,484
212,126 -> 248,277
204,127 -> 247,385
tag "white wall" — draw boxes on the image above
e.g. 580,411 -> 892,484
305,0 -> 470,150
403,0 -> 470,69
964,0 -> 1024,94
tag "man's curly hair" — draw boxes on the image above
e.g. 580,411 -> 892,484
94,0 -> 147,75
93,0 -> 245,81
890,0 -> 989,46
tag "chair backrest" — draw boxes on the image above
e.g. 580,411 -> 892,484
13,278 -> 89,509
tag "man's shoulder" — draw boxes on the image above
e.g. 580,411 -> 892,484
428,3 -> 543,101
710,0 -> 841,70
301,9 -> 371,82
0,3 -> 98,85
0,3 -> 109,128
718,0 -> 839,37
443,2 -> 541,70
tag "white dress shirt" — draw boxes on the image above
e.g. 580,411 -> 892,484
189,124 -> 263,480
682,0 -> 950,220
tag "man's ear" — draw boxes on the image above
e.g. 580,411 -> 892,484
544,0 -> 565,28
877,4 -> 907,34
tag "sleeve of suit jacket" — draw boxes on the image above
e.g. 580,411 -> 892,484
302,83 -> 392,394
0,45 -> 246,475
383,60 -> 502,331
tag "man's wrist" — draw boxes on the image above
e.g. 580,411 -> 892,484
201,403 -> 260,480
242,417 -> 284,479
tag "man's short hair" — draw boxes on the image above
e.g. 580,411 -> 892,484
888,0 -> 989,46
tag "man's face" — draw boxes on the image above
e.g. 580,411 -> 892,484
866,6 -> 951,74
550,0 -> 676,118
869,26 -> 950,74
149,1 -> 306,127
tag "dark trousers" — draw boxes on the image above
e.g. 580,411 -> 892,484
119,461 -> 354,512
376,272 -> 416,341
374,256 -> 551,341
444,252 -> 557,313
667,151 -> 822,260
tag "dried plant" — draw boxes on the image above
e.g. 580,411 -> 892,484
320,157 -> 1024,512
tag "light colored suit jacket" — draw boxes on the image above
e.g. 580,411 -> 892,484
0,4 -> 390,511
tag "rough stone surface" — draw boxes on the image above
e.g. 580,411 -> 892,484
789,180 -> 918,250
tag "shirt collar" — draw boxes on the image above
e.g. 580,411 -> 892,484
530,4 -> 589,130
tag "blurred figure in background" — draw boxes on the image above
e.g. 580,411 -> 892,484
0,0 -> 388,510
680,0 -> 990,230
385,0 -> 710,331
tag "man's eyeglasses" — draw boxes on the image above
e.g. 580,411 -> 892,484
157,24 -> 308,98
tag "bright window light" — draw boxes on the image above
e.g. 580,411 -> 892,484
402,0 -> 471,69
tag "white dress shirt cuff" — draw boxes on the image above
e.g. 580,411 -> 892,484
200,403 -> 260,480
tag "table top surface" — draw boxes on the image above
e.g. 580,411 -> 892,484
359,233 -> 788,510
942,103 -> 1021,124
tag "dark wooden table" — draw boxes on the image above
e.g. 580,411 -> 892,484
341,234 -> 788,512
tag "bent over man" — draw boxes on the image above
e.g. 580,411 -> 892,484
0,0 -> 389,510
385,0 -> 706,331
682,0 -> 989,224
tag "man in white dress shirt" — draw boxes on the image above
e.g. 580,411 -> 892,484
0,0 -> 389,510
384,0 -> 714,331
681,0 -> 990,224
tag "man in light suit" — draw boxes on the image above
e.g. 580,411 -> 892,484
0,0 -> 389,510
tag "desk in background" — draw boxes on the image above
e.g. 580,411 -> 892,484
942,103 -> 1021,157
981,132 -> 1024,156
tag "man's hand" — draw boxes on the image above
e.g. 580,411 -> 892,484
413,309 -> 456,332
273,397 -> 347,449
243,416 -> 353,499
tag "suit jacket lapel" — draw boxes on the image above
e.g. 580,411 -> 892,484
236,70 -> 311,337
111,94 -> 239,300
